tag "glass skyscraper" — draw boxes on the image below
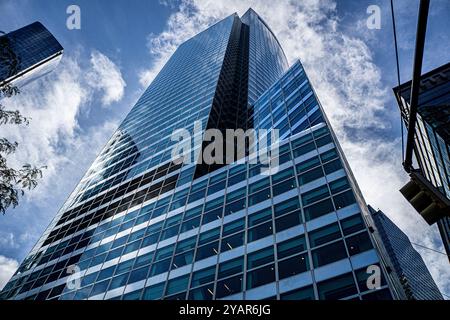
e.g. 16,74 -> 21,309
394,62 -> 450,260
0,21 -> 63,88
2,9 -> 406,300
368,205 -> 443,300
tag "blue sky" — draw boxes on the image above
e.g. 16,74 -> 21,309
0,0 -> 449,297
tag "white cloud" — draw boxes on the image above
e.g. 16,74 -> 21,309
86,50 -> 126,106
2,50 -> 124,204
141,0 -> 449,296
0,256 -> 19,290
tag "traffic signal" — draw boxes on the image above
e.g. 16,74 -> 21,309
400,170 -> 450,225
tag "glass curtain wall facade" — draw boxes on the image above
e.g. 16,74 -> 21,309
394,62 -> 450,259
2,9 -> 402,300
0,21 -> 63,87
368,206 -> 443,300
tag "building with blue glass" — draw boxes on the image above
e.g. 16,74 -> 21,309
394,62 -> 450,260
2,9 -> 406,300
0,21 -> 63,88
368,205 -> 443,300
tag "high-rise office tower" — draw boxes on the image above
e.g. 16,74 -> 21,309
0,21 -> 63,88
393,62 -> 450,260
368,205 -> 443,300
2,9 -> 405,300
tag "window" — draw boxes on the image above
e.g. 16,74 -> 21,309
302,185 -> 330,206
195,241 -> 219,261
128,266 -> 149,284
309,223 -> 341,247
341,214 -> 365,236
274,198 -> 300,217
296,156 -> 320,173
333,190 -> 356,209
280,286 -> 315,300
188,284 -> 214,300
218,257 -> 244,279
248,188 -> 271,206
216,275 -> 243,298
293,142 -> 315,158
154,245 -> 174,261
198,227 -> 220,245
345,232 -> 373,256
221,232 -> 244,252
176,237 -> 196,254
246,264 -> 275,290
329,177 -> 350,194
278,253 -> 309,279
150,258 -> 171,276
323,159 -> 342,174
275,211 -> 301,232
248,222 -> 273,242
108,273 -> 129,290
248,208 -> 272,227
166,275 -> 189,296
272,178 -> 297,196
191,267 -> 216,288
277,235 -> 306,259
222,218 -> 245,237
172,250 -> 194,268
180,216 -> 201,232
320,149 -> 338,163
312,241 -> 347,267
272,168 -> 295,184
317,273 -> 358,300
134,252 -> 154,269
303,198 -> 334,221
142,283 -> 165,300
247,247 -> 274,270
298,167 -> 324,185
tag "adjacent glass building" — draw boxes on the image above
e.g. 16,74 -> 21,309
368,205 -> 443,300
393,62 -> 450,260
0,21 -> 63,87
1,9 -> 406,300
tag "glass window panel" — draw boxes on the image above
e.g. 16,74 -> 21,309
155,245 -> 174,261
273,178 -> 297,196
248,208 -> 272,227
278,253 -> 309,279
188,284 -> 214,300
216,275 -> 243,298
296,156 -> 320,173
272,168 -> 295,184
248,188 -> 271,206
317,273 -> 357,300
247,247 -> 274,270
166,275 -> 189,296
191,266 -> 216,288
198,227 -> 220,245
280,286 -> 315,300
298,167 -> 324,185
277,235 -> 307,259
218,257 -> 244,279
329,177 -> 350,194
341,214 -> 365,236
142,283 -> 165,300
333,190 -> 356,210
221,232 -> 244,252
248,222 -> 273,242
246,264 -> 275,290
345,232 -> 373,256
172,250 -> 194,269
150,258 -> 171,276
301,185 -> 330,206
312,240 -> 347,267
275,212 -> 302,232
176,237 -> 196,254
128,266 -> 149,284
323,159 -> 342,175
320,149 -> 338,163
195,241 -> 219,261
304,198 -> 334,221
222,218 -> 245,237
309,223 -> 341,247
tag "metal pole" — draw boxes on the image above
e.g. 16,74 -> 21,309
403,0 -> 430,172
